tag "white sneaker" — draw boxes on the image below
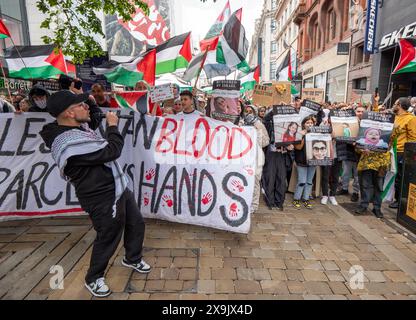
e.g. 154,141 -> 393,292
85,277 -> 111,298
321,196 -> 328,205
329,196 -> 338,206
122,258 -> 152,273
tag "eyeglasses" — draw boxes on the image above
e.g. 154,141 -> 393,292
68,103 -> 88,112
313,147 -> 326,152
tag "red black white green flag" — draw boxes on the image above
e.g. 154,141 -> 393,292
393,38 -> 416,74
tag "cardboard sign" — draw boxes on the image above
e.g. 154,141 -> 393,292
330,109 -> 360,143
273,82 -> 292,105
356,111 -> 395,152
150,83 -> 174,103
305,126 -> 334,166
252,84 -> 275,107
273,105 -> 302,146
302,88 -> 325,103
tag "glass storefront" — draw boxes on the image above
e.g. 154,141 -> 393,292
0,0 -> 28,50
303,77 -> 313,88
314,72 -> 325,89
326,64 -> 347,103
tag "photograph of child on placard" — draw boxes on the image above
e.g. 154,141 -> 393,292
330,110 -> 359,142
282,122 -> 299,143
272,106 -> 302,146
356,127 -> 389,149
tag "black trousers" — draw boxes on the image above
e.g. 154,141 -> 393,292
394,154 -> 404,202
84,189 -> 145,284
321,160 -> 342,197
358,169 -> 384,210
262,150 -> 290,207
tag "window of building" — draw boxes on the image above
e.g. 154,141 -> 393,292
353,78 -> 367,91
0,0 -> 27,50
326,64 -> 347,103
271,0 -> 277,10
304,77 -> 314,89
327,8 -> 337,42
270,62 -> 277,80
271,20 -> 276,33
314,73 -> 325,89
271,41 -> 277,54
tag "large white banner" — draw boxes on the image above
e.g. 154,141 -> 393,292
0,112 -> 256,233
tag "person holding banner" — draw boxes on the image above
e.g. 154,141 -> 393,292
388,98 -> 416,209
39,90 -> 151,298
179,90 -> 203,115
293,116 -> 317,209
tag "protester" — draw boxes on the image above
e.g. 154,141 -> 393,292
262,109 -> 293,210
91,83 -> 117,108
135,81 -> 163,116
0,97 -> 15,113
28,84 -> 50,112
389,97 -> 416,209
172,98 -> 183,114
258,106 -> 266,120
39,90 -> 151,298
196,96 -> 206,114
179,90 -> 202,115
12,93 -> 25,110
163,106 -> 174,116
293,116 -> 317,209
410,97 -> 416,115
18,98 -> 31,112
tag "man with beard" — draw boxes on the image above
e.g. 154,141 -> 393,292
39,90 -> 151,298
389,97 -> 416,209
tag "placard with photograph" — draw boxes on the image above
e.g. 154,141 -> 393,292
210,80 -> 241,122
272,105 -> 302,146
330,109 -> 359,143
305,126 -> 334,166
356,111 -> 395,152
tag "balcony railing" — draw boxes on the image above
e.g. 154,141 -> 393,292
293,2 -> 307,25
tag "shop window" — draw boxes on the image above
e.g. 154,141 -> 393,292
314,73 -> 325,89
326,64 -> 347,103
304,77 -> 314,89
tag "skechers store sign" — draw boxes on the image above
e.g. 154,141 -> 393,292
364,0 -> 379,54
379,21 -> 416,50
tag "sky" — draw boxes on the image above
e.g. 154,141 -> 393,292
173,0 -> 263,51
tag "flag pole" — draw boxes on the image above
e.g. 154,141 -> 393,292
9,37 -> 34,80
193,47 -> 209,91
387,43 -> 399,109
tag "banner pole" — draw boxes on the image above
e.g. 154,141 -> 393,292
387,43 -> 398,109
193,47 -> 209,91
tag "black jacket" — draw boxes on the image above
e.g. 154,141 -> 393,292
39,105 -> 124,209
336,141 -> 358,162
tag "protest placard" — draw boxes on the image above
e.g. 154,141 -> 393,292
252,84 -> 275,107
330,109 -> 359,143
273,105 -> 302,146
305,126 -> 334,166
302,88 -> 325,103
274,82 -> 292,105
299,99 -> 322,122
210,80 -> 241,123
149,83 -> 174,103
356,111 -> 395,152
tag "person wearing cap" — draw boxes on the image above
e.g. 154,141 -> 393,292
388,97 -> 416,209
28,84 -> 50,112
39,90 -> 151,298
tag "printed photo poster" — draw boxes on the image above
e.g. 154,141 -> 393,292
299,99 -> 321,122
356,111 -> 395,152
210,80 -> 241,123
305,126 -> 334,166
272,105 -> 302,146
330,109 -> 359,143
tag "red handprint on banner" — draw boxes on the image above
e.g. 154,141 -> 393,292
229,203 -> 239,217
231,180 -> 245,192
162,195 -> 174,208
244,166 -> 254,176
201,192 -> 213,205
143,193 -> 150,206
145,168 -> 156,181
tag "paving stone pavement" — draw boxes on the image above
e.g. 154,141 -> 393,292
0,195 -> 416,300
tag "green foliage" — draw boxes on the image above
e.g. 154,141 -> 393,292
36,0 -> 149,64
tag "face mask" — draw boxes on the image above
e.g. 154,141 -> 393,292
35,99 -> 47,109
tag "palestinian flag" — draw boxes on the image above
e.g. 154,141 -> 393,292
114,91 -> 149,114
276,49 -> 298,94
5,45 -> 69,80
182,50 -> 208,82
200,0 -> 231,51
393,38 -> 416,74
0,19 -> 11,39
93,49 -> 156,87
239,66 -> 260,92
204,9 -> 250,78
156,32 -> 192,75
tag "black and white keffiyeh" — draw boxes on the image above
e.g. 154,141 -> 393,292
51,126 -> 128,218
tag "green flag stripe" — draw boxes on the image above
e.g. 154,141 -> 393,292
156,56 -> 189,75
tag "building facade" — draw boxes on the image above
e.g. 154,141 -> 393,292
249,0 -> 279,82
274,0 -> 299,86
294,0 -> 353,103
371,0 -> 416,105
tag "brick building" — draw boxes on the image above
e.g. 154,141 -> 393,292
293,0 -> 354,103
